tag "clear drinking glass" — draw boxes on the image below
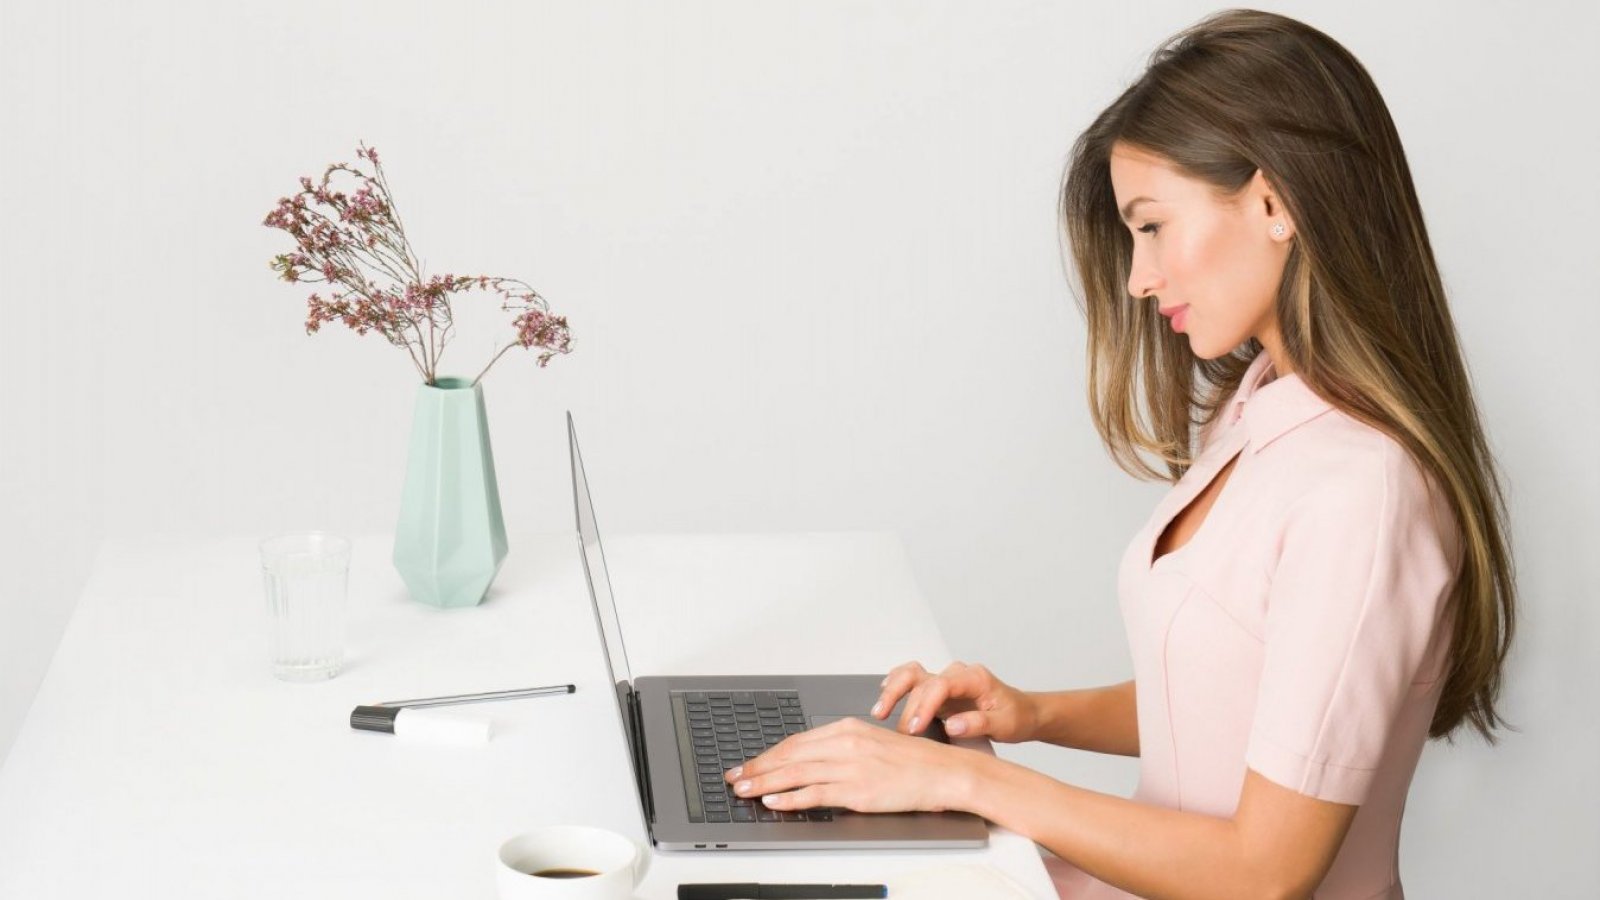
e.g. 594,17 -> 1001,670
258,531 -> 350,682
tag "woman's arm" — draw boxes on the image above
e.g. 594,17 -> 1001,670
731,716 -> 1355,897
958,755 -> 1357,900
1029,679 -> 1139,756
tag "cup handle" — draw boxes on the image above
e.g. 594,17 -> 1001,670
631,844 -> 652,886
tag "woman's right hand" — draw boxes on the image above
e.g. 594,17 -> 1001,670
871,660 -> 1039,743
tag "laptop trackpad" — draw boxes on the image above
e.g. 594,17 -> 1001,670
809,714 -> 949,743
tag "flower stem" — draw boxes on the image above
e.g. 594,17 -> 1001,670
472,343 -> 516,386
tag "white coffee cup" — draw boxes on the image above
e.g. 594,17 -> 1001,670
495,825 -> 643,899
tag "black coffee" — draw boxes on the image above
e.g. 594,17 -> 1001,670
531,867 -> 599,879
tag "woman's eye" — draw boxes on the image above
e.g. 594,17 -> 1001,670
1138,223 -> 1161,235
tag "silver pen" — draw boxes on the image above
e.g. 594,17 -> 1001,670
376,683 -> 576,709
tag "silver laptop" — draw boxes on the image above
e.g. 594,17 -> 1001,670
567,412 -> 989,850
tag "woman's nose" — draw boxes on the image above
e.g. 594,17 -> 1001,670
1127,250 -> 1164,301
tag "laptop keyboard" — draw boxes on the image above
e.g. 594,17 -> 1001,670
674,689 -> 835,824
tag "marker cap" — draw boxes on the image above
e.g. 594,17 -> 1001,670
350,705 -> 493,745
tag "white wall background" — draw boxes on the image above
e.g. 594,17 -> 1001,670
2,1 -> 1595,894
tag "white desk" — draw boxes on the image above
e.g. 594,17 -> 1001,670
0,531 -> 1054,898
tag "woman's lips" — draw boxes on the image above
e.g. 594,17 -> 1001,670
1160,304 -> 1189,332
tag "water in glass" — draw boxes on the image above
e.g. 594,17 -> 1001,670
259,532 -> 350,682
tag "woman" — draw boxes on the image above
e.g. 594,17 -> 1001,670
723,9 -> 1516,898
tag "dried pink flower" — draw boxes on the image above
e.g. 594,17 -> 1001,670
263,142 -> 572,385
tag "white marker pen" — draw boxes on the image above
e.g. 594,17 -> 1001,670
350,705 -> 493,745
348,683 -> 574,745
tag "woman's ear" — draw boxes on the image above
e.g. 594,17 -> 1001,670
1253,169 -> 1296,242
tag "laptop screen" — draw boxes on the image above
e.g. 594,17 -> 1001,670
567,412 -> 652,821
568,413 -> 636,689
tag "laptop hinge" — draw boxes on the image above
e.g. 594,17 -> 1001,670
627,686 -> 656,824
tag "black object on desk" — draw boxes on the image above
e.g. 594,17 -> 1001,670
678,884 -> 887,899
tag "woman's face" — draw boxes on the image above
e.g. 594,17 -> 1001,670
1108,141 -> 1296,366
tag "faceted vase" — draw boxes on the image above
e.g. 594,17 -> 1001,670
393,377 -> 508,608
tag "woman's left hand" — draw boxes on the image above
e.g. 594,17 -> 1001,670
723,716 -> 984,814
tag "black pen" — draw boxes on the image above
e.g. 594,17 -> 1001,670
677,884 -> 887,900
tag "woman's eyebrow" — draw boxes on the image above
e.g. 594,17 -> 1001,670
1120,196 -> 1157,222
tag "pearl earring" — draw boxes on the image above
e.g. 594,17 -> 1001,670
1272,223 -> 1286,237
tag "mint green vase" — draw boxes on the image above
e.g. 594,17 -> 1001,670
393,377 -> 508,608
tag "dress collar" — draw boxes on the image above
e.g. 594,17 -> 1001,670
1223,351 -> 1336,454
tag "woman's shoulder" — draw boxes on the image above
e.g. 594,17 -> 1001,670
1199,374 -> 1445,511
1263,410 -> 1460,564
1274,406 -> 1428,493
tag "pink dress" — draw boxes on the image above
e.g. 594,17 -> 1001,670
1049,351 -> 1463,899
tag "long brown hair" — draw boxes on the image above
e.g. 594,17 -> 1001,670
1060,9 -> 1515,743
